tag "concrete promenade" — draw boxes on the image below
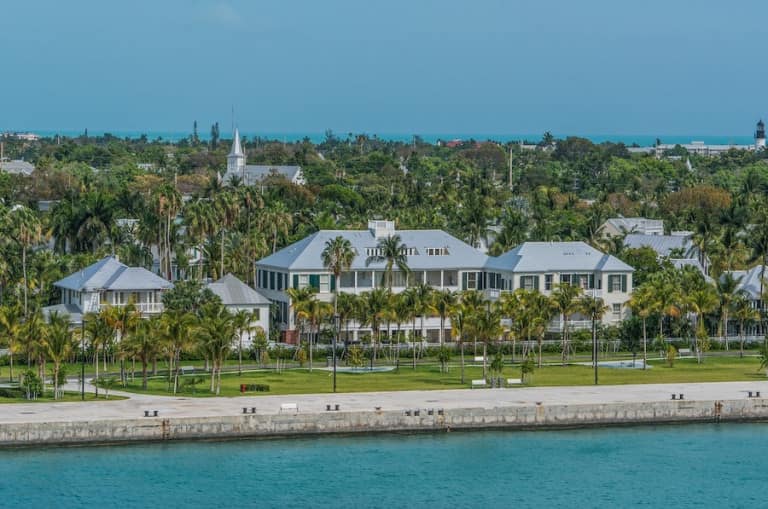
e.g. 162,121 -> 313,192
1,380 -> 768,424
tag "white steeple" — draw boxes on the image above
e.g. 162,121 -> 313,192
227,127 -> 246,174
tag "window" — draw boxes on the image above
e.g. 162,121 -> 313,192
444,271 -> 458,286
426,271 -> 442,286
520,275 -> 538,291
426,247 -> 449,256
467,272 -> 477,289
340,272 -> 355,288
299,274 -> 309,289
252,309 -> 261,321
560,274 -> 571,285
269,271 -> 276,290
392,271 -> 408,287
545,274 -> 553,291
608,275 -> 627,293
357,271 -> 373,288
365,247 -> 417,256
612,303 -> 622,316
408,271 -> 424,286
319,275 -> 330,293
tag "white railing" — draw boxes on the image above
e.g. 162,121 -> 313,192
102,302 -> 164,314
547,319 -> 592,332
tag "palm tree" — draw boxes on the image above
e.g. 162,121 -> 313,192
392,291 -> 414,369
153,184 -> 182,281
84,311 -> 114,397
336,292 -> 358,344
579,295 -> 608,384
450,306 -> 468,383
183,198 -> 216,279
628,284 -> 656,370
550,283 -> 583,364
197,303 -> 238,395
460,289 -> 485,356
158,310 -> 197,394
476,302 -> 502,379
365,234 -> 410,290
688,286 -> 718,364
125,317 -> 162,390
214,191 -> 240,279
432,290 -> 457,347
321,235 -> 356,319
732,294 -> 759,358
358,288 -> 390,369
232,309 -> 251,376
5,205 -> 44,316
413,284 -> 435,352
41,311 -> 74,400
287,287 -> 321,370
716,273 -> 743,351
262,202 -> 293,253
0,305 -> 22,381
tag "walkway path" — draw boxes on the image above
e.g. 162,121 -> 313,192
2,380 -> 768,425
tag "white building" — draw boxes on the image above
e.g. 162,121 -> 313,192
222,128 -> 305,186
43,256 -> 173,324
255,221 -> 633,343
0,158 -> 35,176
599,217 -> 664,238
207,273 -> 271,347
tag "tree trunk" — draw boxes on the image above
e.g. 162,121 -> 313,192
238,332 -> 243,376
642,317 -> 648,370
22,245 -> 28,316
723,311 -> 729,351
482,342 -> 487,379
460,340 -> 465,384
142,359 -> 148,390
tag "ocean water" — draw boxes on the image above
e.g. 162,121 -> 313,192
11,129 -> 757,147
1,424 -> 766,508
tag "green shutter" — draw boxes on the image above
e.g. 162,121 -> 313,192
309,274 -> 320,290
589,274 -> 595,289
621,275 -> 627,293
462,272 -> 468,290
293,274 -> 299,289
330,275 -> 336,291
533,275 -> 539,291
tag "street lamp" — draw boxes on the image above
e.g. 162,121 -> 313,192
333,313 -> 339,393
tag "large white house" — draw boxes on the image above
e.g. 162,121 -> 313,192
43,256 -> 173,324
599,217 -> 664,238
255,221 -> 633,343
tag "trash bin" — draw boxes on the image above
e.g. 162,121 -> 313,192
240,384 -> 247,393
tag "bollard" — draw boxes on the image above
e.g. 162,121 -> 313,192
153,410 -> 159,417
335,404 -> 340,411
326,404 -> 332,411
243,407 -> 248,414
749,391 -> 753,398
757,391 -> 762,398
144,410 -> 150,417
251,407 -> 256,414
671,394 -> 677,400
437,408 -> 444,416
679,394 -> 684,400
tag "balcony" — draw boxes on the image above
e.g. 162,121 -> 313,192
104,302 -> 164,314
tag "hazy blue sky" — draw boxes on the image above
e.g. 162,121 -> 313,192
1,0 -> 766,136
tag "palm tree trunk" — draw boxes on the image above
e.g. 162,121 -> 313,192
538,334 -> 543,369
238,332 -> 243,376
723,311 -> 729,351
460,340 -> 466,384
142,359 -> 148,390
22,245 -> 28,316
642,317 -> 648,371
412,317 -> 417,369
482,342 -> 487,379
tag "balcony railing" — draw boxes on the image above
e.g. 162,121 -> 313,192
102,302 -> 164,314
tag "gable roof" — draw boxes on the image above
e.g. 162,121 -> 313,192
726,265 -> 767,300
485,241 -> 633,272
54,256 -> 173,292
0,159 -> 35,175
604,217 -> 663,234
207,273 -> 270,306
224,165 -> 303,186
257,229 -> 488,271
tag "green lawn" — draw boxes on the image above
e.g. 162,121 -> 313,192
0,392 -> 127,404
116,356 -> 768,397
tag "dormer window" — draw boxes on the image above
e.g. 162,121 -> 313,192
426,247 -> 449,256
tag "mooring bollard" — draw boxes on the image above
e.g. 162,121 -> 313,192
251,407 -> 256,414
335,404 -> 340,411
153,410 -> 159,417
749,391 -> 753,398
679,394 -> 684,400
671,394 -> 677,400
326,404 -> 332,411
757,391 -> 761,398
144,410 -> 150,417
243,407 -> 248,414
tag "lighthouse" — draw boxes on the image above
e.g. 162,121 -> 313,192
756,120 -> 766,150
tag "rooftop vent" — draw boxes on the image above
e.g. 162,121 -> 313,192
368,220 -> 396,239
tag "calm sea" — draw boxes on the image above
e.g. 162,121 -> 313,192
1,424 -> 765,508
13,129 -> 757,147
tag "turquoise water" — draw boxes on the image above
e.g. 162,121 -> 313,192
9,129 -> 756,146
1,424 -> 766,508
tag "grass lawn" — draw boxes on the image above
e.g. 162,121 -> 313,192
0,392 -> 127,404
116,355 -> 768,397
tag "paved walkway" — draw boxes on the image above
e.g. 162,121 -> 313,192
2,380 -> 768,425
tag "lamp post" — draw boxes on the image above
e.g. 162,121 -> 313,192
333,313 -> 339,393
81,317 -> 85,401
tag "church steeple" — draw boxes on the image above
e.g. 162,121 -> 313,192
227,127 -> 246,174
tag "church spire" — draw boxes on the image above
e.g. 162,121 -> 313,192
229,127 -> 244,157
227,127 -> 246,174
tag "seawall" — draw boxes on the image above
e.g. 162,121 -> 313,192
3,398 -> 767,447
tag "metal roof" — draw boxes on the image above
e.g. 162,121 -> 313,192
207,273 -> 271,306
623,233 -> 694,257
726,265 -> 768,300
223,165 -> 303,186
54,256 -> 173,292
0,159 -> 35,175
485,241 -> 633,272
604,217 -> 663,234
257,229 -> 489,271
41,304 -> 83,325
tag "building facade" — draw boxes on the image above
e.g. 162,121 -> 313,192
206,273 -> 271,347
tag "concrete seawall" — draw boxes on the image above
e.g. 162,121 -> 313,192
3,398 -> 768,447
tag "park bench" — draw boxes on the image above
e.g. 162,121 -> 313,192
180,366 -> 195,375
678,349 -> 692,357
473,356 -> 485,363
471,379 -> 487,389
280,403 -> 299,413
506,378 -> 523,386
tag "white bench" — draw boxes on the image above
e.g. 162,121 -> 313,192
473,356 -> 485,363
507,378 -> 523,386
180,366 -> 195,375
280,403 -> 299,413
678,348 -> 692,357
471,379 -> 487,389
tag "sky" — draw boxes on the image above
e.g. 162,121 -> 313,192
1,0 -> 767,137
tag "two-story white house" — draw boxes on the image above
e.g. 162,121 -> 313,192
207,273 -> 271,346
43,256 -> 173,324
484,241 -> 634,330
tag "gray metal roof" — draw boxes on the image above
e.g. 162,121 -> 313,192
54,256 -> 173,292
207,273 -> 271,306
257,229 -> 489,271
223,165 -> 302,186
726,265 -> 767,300
0,159 -> 35,175
485,241 -> 633,272
624,233 -> 694,257
604,217 -> 663,234
42,304 -> 83,325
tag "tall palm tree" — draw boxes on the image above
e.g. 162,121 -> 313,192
688,286 -> 718,364
183,198 -> 216,279
214,191 -> 240,279
84,310 -> 114,397
365,234 -> 410,290
358,288 -> 390,369
232,309 -> 251,376
197,303 -> 238,395
476,301 -> 502,379
716,273 -> 743,351
262,201 -> 293,253
5,205 -> 44,316
450,306 -> 468,383
550,283 -> 583,364
628,284 -> 657,370
41,311 -> 74,400
336,292 -> 358,344
579,295 -> 608,384
125,317 -> 162,390
529,293 -> 554,368
158,310 -> 197,394
732,294 -> 759,357
433,290 -> 457,347
287,287 -> 319,367
153,184 -> 182,281
321,235 -> 356,319
0,305 -> 23,381
413,284 -> 435,351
